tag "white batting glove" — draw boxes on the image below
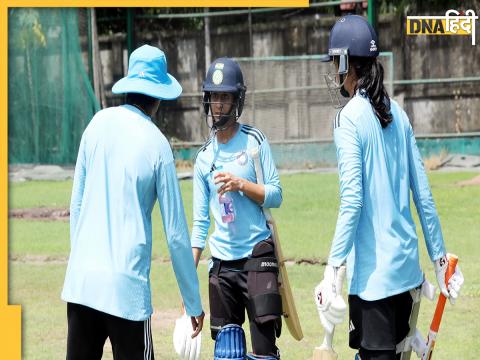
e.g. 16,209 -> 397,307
434,254 -> 464,305
447,263 -> 464,304
314,265 -> 347,334
173,314 -> 201,360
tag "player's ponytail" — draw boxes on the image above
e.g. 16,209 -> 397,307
351,57 -> 392,128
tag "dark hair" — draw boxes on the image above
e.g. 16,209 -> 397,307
351,57 -> 392,128
125,93 -> 158,109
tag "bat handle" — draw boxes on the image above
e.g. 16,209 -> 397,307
322,328 -> 335,349
422,254 -> 459,360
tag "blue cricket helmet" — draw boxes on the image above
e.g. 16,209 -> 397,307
203,57 -> 245,93
325,15 -> 379,61
322,15 -> 379,108
203,57 -> 247,119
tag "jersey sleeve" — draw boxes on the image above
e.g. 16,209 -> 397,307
191,161 -> 211,249
155,155 -> 203,316
328,112 -> 363,267
70,132 -> 87,241
259,138 -> 283,208
405,113 -> 446,261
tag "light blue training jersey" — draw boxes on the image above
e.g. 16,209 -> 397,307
329,93 -> 446,301
191,123 -> 282,260
61,105 -> 202,320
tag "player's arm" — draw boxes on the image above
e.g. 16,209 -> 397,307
215,139 -> 282,207
70,133 -> 87,240
156,156 -> 203,319
258,138 -> 282,208
315,113 -> 360,334
215,172 -> 264,204
328,113 -> 363,267
404,112 -> 463,303
192,247 -> 203,268
405,114 -> 446,261
191,162 -> 210,260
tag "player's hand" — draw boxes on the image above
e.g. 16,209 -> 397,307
214,172 -> 245,195
314,265 -> 347,333
190,311 -> 205,338
434,254 -> 464,304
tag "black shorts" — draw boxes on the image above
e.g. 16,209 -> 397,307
66,302 -> 154,360
349,291 -> 413,352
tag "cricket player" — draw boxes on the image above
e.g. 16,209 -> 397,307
191,57 -> 283,359
314,15 -> 464,360
61,45 -> 204,360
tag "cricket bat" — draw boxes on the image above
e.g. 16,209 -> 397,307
421,254 -> 458,360
250,147 -> 304,341
313,265 -> 346,360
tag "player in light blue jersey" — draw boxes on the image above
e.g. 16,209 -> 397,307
191,58 -> 283,359
61,45 -> 204,360
313,16 -> 464,360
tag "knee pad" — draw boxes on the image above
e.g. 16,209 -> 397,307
245,353 -> 279,359
214,324 -> 246,360
247,240 -> 282,325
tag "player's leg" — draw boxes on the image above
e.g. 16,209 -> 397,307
66,302 -> 108,360
106,313 -> 154,360
241,272 -> 280,357
210,260 -> 248,359
247,317 -> 280,358
209,259 -> 246,340
244,239 -> 281,358
349,291 -> 413,360
358,348 -> 397,360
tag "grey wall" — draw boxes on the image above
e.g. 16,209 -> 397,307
96,12 -> 480,143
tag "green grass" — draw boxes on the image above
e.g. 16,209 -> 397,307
8,172 -> 480,359
9,220 -> 70,258
9,180 -> 73,209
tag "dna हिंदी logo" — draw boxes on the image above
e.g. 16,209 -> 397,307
406,9 -> 478,45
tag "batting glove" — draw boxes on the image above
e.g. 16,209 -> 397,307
173,314 -> 201,360
434,254 -> 464,305
314,265 -> 347,334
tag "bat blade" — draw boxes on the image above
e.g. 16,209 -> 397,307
313,346 -> 338,360
313,331 -> 337,360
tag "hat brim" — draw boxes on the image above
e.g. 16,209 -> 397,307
112,74 -> 182,100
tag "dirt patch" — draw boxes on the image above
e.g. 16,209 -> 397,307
9,254 -> 68,263
424,151 -> 450,171
457,175 -> 480,187
151,308 -> 183,330
295,258 -> 326,265
9,207 -> 69,221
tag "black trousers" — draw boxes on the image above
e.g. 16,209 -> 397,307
209,260 -> 280,357
66,302 -> 154,360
